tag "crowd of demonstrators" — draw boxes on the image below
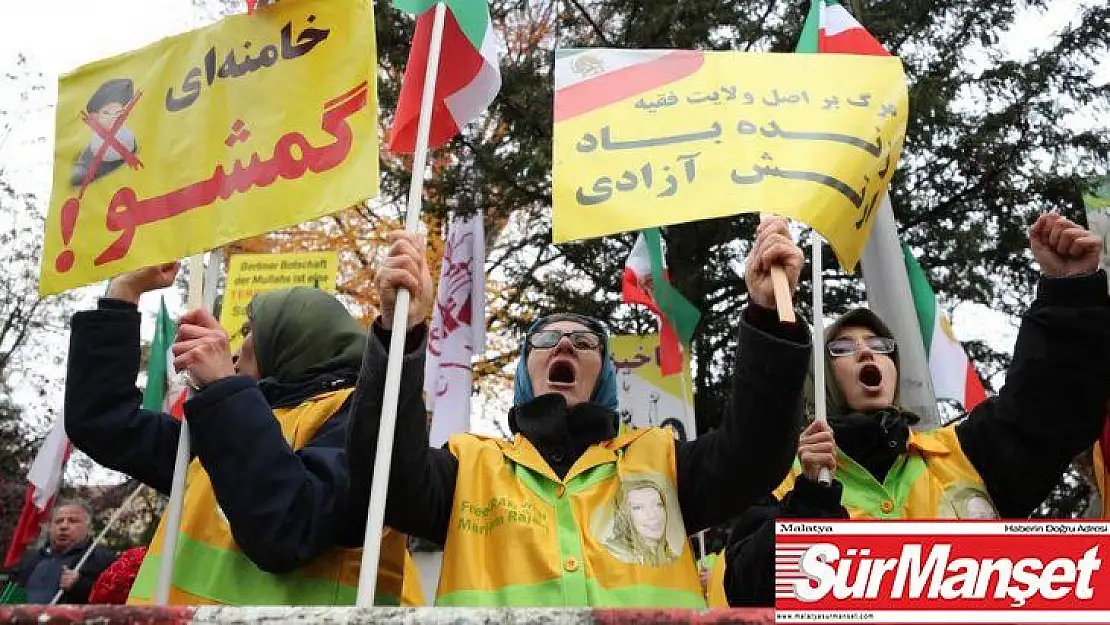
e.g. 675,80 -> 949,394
3,212 -> 1104,610
716,212 -> 1110,607
6,500 -> 116,604
60,265 -> 419,606
342,219 -> 811,607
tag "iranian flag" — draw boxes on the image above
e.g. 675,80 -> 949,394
622,228 -> 701,375
797,0 -> 891,55
3,419 -> 71,567
389,0 -> 502,153
903,245 -> 988,410
145,297 -> 186,419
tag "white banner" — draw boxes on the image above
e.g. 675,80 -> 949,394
424,211 -> 486,448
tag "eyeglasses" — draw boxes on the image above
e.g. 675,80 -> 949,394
528,329 -> 602,351
827,336 -> 896,357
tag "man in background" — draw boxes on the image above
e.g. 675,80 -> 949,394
8,499 -> 116,604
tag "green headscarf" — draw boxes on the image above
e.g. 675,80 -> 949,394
247,287 -> 365,382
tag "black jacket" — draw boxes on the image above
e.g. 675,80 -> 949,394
9,539 -> 116,604
345,304 -> 811,546
64,299 -> 359,574
724,271 -> 1110,606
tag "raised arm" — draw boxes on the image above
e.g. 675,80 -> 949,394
189,379 -> 362,572
346,231 -> 460,545
65,264 -> 183,494
957,213 -> 1110,517
676,217 -> 811,532
168,306 -> 365,572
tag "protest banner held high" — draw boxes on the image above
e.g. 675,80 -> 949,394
552,50 -> 908,271
39,0 -> 378,295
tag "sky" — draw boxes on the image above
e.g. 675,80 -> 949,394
0,0 -> 1104,483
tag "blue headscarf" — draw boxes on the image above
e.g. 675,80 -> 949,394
512,313 -> 619,411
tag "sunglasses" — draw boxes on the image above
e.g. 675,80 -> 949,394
827,336 -> 896,357
528,329 -> 602,351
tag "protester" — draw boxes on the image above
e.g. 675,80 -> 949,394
721,212 -> 1110,606
7,499 -> 116,604
345,218 -> 811,607
64,264 -> 416,605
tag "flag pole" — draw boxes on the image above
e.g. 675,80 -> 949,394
356,1 -> 447,607
678,355 -> 695,439
155,252 -> 206,604
811,234 -> 832,486
50,483 -> 147,605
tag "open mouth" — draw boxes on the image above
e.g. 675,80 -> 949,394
548,360 -> 577,386
858,363 -> 883,391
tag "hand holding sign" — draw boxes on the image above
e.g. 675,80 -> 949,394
377,231 -> 434,331
745,216 -> 803,319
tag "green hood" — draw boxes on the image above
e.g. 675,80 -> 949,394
247,287 -> 365,382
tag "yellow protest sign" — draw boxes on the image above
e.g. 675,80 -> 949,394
553,49 -> 908,271
220,251 -> 337,351
610,334 -> 696,442
39,0 -> 377,295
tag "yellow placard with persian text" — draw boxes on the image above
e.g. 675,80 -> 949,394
610,334 -> 696,443
39,0 -> 377,295
553,49 -> 908,271
219,251 -> 337,352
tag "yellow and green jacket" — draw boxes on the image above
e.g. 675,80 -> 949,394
721,267 -> 1110,607
1091,440 -> 1110,518
129,388 -> 414,605
434,428 -> 705,607
774,426 -> 998,519
346,310 -> 813,608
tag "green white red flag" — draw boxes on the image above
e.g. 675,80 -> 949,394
622,228 -> 701,376
389,0 -> 502,153
797,0 -> 891,55
144,297 -> 186,419
903,246 -> 988,410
